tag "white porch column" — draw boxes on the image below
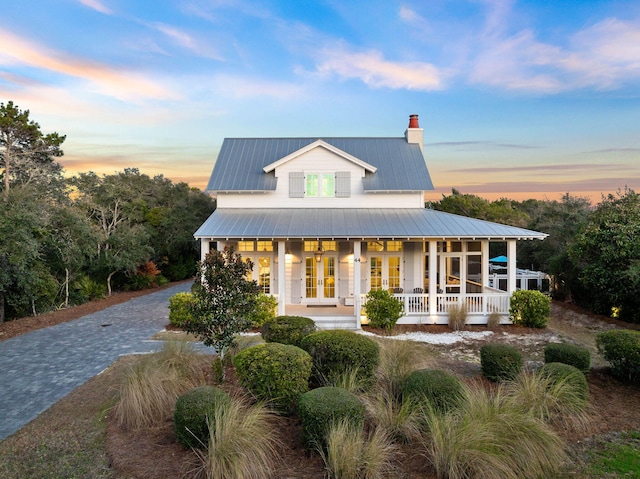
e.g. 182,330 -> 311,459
482,241 -> 490,289
507,240 -> 517,294
277,241 -> 286,316
200,238 -> 211,262
353,241 -> 362,329
428,240 -> 437,322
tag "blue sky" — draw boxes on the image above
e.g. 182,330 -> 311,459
1,0 -> 639,201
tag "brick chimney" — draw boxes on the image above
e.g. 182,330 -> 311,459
405,114 -> 424,154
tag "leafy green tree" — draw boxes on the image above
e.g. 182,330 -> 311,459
516,194 -> 591,300
570,189 -> 640,323
0,101 -> 65,200
186,247 -> 260,364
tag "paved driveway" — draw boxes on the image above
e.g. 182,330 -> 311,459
0,282 -> 191,440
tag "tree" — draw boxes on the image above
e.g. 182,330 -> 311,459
570,189 -> 640,323
516,194 -> 591,300
0,101 -> 65,200
186,247 -> 260,364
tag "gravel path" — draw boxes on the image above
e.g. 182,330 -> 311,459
0,282 -> 191,440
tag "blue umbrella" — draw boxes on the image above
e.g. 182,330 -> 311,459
489,255 -> 509,263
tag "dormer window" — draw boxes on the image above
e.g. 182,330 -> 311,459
289,171 -> 350,198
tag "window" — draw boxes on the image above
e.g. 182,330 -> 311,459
306,174 -> 319,197
290,171 -> 350,198
367,241 -> 403,252
238,241 -> 254,252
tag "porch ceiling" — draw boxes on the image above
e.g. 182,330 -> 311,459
194,208 -> 547,241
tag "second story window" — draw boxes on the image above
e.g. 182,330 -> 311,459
306,173 -> 335,197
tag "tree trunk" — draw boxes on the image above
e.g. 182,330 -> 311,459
65,268 -> 69,307
107,271 -> 116,296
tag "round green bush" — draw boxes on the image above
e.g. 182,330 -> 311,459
480,343 -> 523,382
540,362 -> 589,401
363,289 -> 404,331
401,369 -> 464,413
174,386 -> 230,449
509,290 -> 551,328
300,330 -> 380,388
297,386 -> 366,448
544,342 -> 591,374
261,315 -> 316,347
247,293 -> 278,328
596,329 -> 640,383
168,292 -> 194,328
232,342 -> 312,412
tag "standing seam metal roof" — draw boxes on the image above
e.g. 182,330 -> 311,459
206,137 -> 434,192
194,208 -> 547,240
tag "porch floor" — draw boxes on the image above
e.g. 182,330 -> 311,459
285,304 -> 355,317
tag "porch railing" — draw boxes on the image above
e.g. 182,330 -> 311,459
359,292 -> 510,316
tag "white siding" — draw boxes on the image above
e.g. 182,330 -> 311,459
217,147 -> 423,209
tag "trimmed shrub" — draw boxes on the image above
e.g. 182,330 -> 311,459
596,329 -> 640,383
168,292 -> 194,328
401,369 -> 464,413
509,290 -> 551,328
297,386 -> 366,448
480,343 -> 523,382
539,362 -> 589,402
247,293 -> 278,328
174,386 -> 231,449
261,315 -> 316,347
363,289 -> 404,332
544,342 -> 591,374
300,330 -> 380,388
233,342 -> 312,412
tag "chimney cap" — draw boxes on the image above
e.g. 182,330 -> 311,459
408,114 -> 420,129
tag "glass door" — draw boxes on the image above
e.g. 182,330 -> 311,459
304,255 -> 337,302
369,256 -> 402,292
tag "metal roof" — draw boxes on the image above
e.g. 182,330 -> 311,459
206,137 -> 434,192
194,208 -> 547,240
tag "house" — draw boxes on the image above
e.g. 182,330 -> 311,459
194,115 -> 547,329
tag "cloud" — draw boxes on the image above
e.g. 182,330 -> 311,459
428,141 -> 539,150
78,0 -> 112,15
0,28 -> 177,102
314,44 -> 446,91
442,177 -> 640,194
145,22 -> 225,60
211,74 -> 304,99
469,2 -> 640,92
444,163 -> 633,174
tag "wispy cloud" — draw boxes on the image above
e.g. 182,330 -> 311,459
469,2 -> 640,92
441,177 -> 640,194
0,28 -> 177,102
429,141 -> 539,150
313,44 -> 446,91
211,74 -> 304,99
77,0 -> 112,15
445,163 -> 633,174
145,21 -> 224,60
585,147 -> 640,154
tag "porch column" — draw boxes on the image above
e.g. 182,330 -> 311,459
200,238 -> 210,262
277,240 -> 286,316
481,241 -> 490,290
428,240 -> 437,322
353,241 -> 362,329
507,240 -> 517,294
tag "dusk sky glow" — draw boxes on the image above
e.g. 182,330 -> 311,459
1,0 -> 639,202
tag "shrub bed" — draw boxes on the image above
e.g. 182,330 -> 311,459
401,369 -> 464,413
297,386 -> 366,448
233,342 -> 312,412
596,329 -> 640,383
480,343 -> 523,382
300,330 -> 379,388
174,386 -> 230,449
261,315 -> 316,347
363,289 -> 403,332
544,342 -> 591,374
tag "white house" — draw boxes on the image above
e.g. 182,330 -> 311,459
194,115 -> 547,329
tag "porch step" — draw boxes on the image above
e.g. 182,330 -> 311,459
312,316 -> 358,330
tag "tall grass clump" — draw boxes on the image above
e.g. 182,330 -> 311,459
375,338 -> 434,399
364,386 -> 423,444
114,341 -> 206,430
190,397 -> 281,479
423,383 -> 567,479
319,419 -> 397,479
504,369 -> 590,431
447,303 -> 467,331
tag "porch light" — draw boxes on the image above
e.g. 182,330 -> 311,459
314,246 -> 324,263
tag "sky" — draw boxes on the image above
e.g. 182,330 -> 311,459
1,0 -> 639,203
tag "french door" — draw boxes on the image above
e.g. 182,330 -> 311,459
369,256 -> 402,291
304,255 -> 337,302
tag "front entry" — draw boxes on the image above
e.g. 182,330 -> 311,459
304,255 -> 337,303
